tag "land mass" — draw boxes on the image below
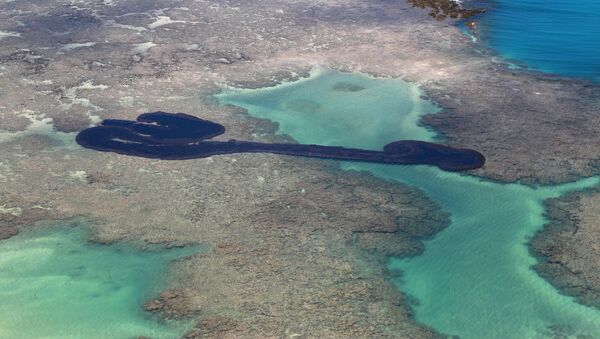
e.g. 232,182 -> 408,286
532,189 -> 600,309
407,0 -> 485,20
1,0 -> 600,337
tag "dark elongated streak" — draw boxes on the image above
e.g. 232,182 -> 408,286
76,112 -> 485,172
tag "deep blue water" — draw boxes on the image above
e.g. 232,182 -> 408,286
477,0 -> 600,81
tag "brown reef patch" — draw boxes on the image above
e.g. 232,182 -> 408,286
532,189 -> 600,309
407,0 -> 485,20
143,290 -> 199,318
52,111 -> 92,133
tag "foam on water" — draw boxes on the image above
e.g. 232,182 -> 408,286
477,0 -> 600,81
0,223 -> 194,338
217,69 -> 600,338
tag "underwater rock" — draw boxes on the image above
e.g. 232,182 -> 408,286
332,82 -> 366,92
0,225 -> 18,240
407,0 -> 485,19
143,290 -> 194,318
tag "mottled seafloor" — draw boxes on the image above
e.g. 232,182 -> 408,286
1,0 -> 600,337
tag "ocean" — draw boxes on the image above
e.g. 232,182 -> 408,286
477,0 -> 600,81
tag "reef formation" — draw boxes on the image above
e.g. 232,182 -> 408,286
76,112 -> 485,171
407,0 -> 485,20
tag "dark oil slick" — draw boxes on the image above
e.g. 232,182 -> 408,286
76,112 -> 485,171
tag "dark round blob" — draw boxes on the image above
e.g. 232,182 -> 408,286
383,140 -> 485,171
134,112 -> 225,142
76,112 -> 485,172
331,82 -> 366,92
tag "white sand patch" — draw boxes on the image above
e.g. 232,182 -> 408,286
148,15 -> 185,29
61,81 -> 108,111
21,79 -> 53,85
156,95 -> 187,102
104,20 -> 147,32
0,31 -> 21,40
88,115 -> 102,125
51,31 -> 72,36
103,7 -> 195,32
0,162 -> 15,183
68,98 -> 101,111
3,9 -> 30,16
0,205 -> 22,216
60,42 -> 96,51
69,170 -> 88,183
130,42 -> 157,55
118,96 -> 135,107
0,110 -> 76,148
114,7 -> 170,18
182,43 -> 200,51
0,110 -> 53,143
75,81 -> 109,91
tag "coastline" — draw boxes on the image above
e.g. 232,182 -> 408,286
2,119 -> 451,337
0,220 -> 198,338
436,0 -> 600,314
0,0 -> 600,336
216,67 -> 600,336
0,74 -> 452,337
531,188 -> 600,310
407,0 -> 485,20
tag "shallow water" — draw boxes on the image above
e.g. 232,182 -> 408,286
477,0 -> 600,81
217,69 -> 600,338
0,223 -> 193,339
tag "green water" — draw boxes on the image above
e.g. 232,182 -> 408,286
0,223 -> 194,339
217,69 -> 600,338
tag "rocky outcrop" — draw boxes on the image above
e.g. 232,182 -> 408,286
531,189 -> 600,308
407,0 -> 485,20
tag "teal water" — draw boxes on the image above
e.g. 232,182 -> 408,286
0,223 -> 194,338
477,0 -> 600,81
217,69 -> 600,338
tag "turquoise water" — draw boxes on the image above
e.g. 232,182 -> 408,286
0,223 -> 194,338
217,69 -> 600,338
477,0 -> 600,81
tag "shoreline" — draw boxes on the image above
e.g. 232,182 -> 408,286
170,88 -> 453,336
217,67 -> 600,336
0,220 -> 197,338
0,102 -> 453,338
531,187 -> 600,310
413,0 -> 600,314
0,0 -> 600,336
407,0 -> 485,20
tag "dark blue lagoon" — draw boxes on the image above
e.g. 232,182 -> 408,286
478,0 -> 600,81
